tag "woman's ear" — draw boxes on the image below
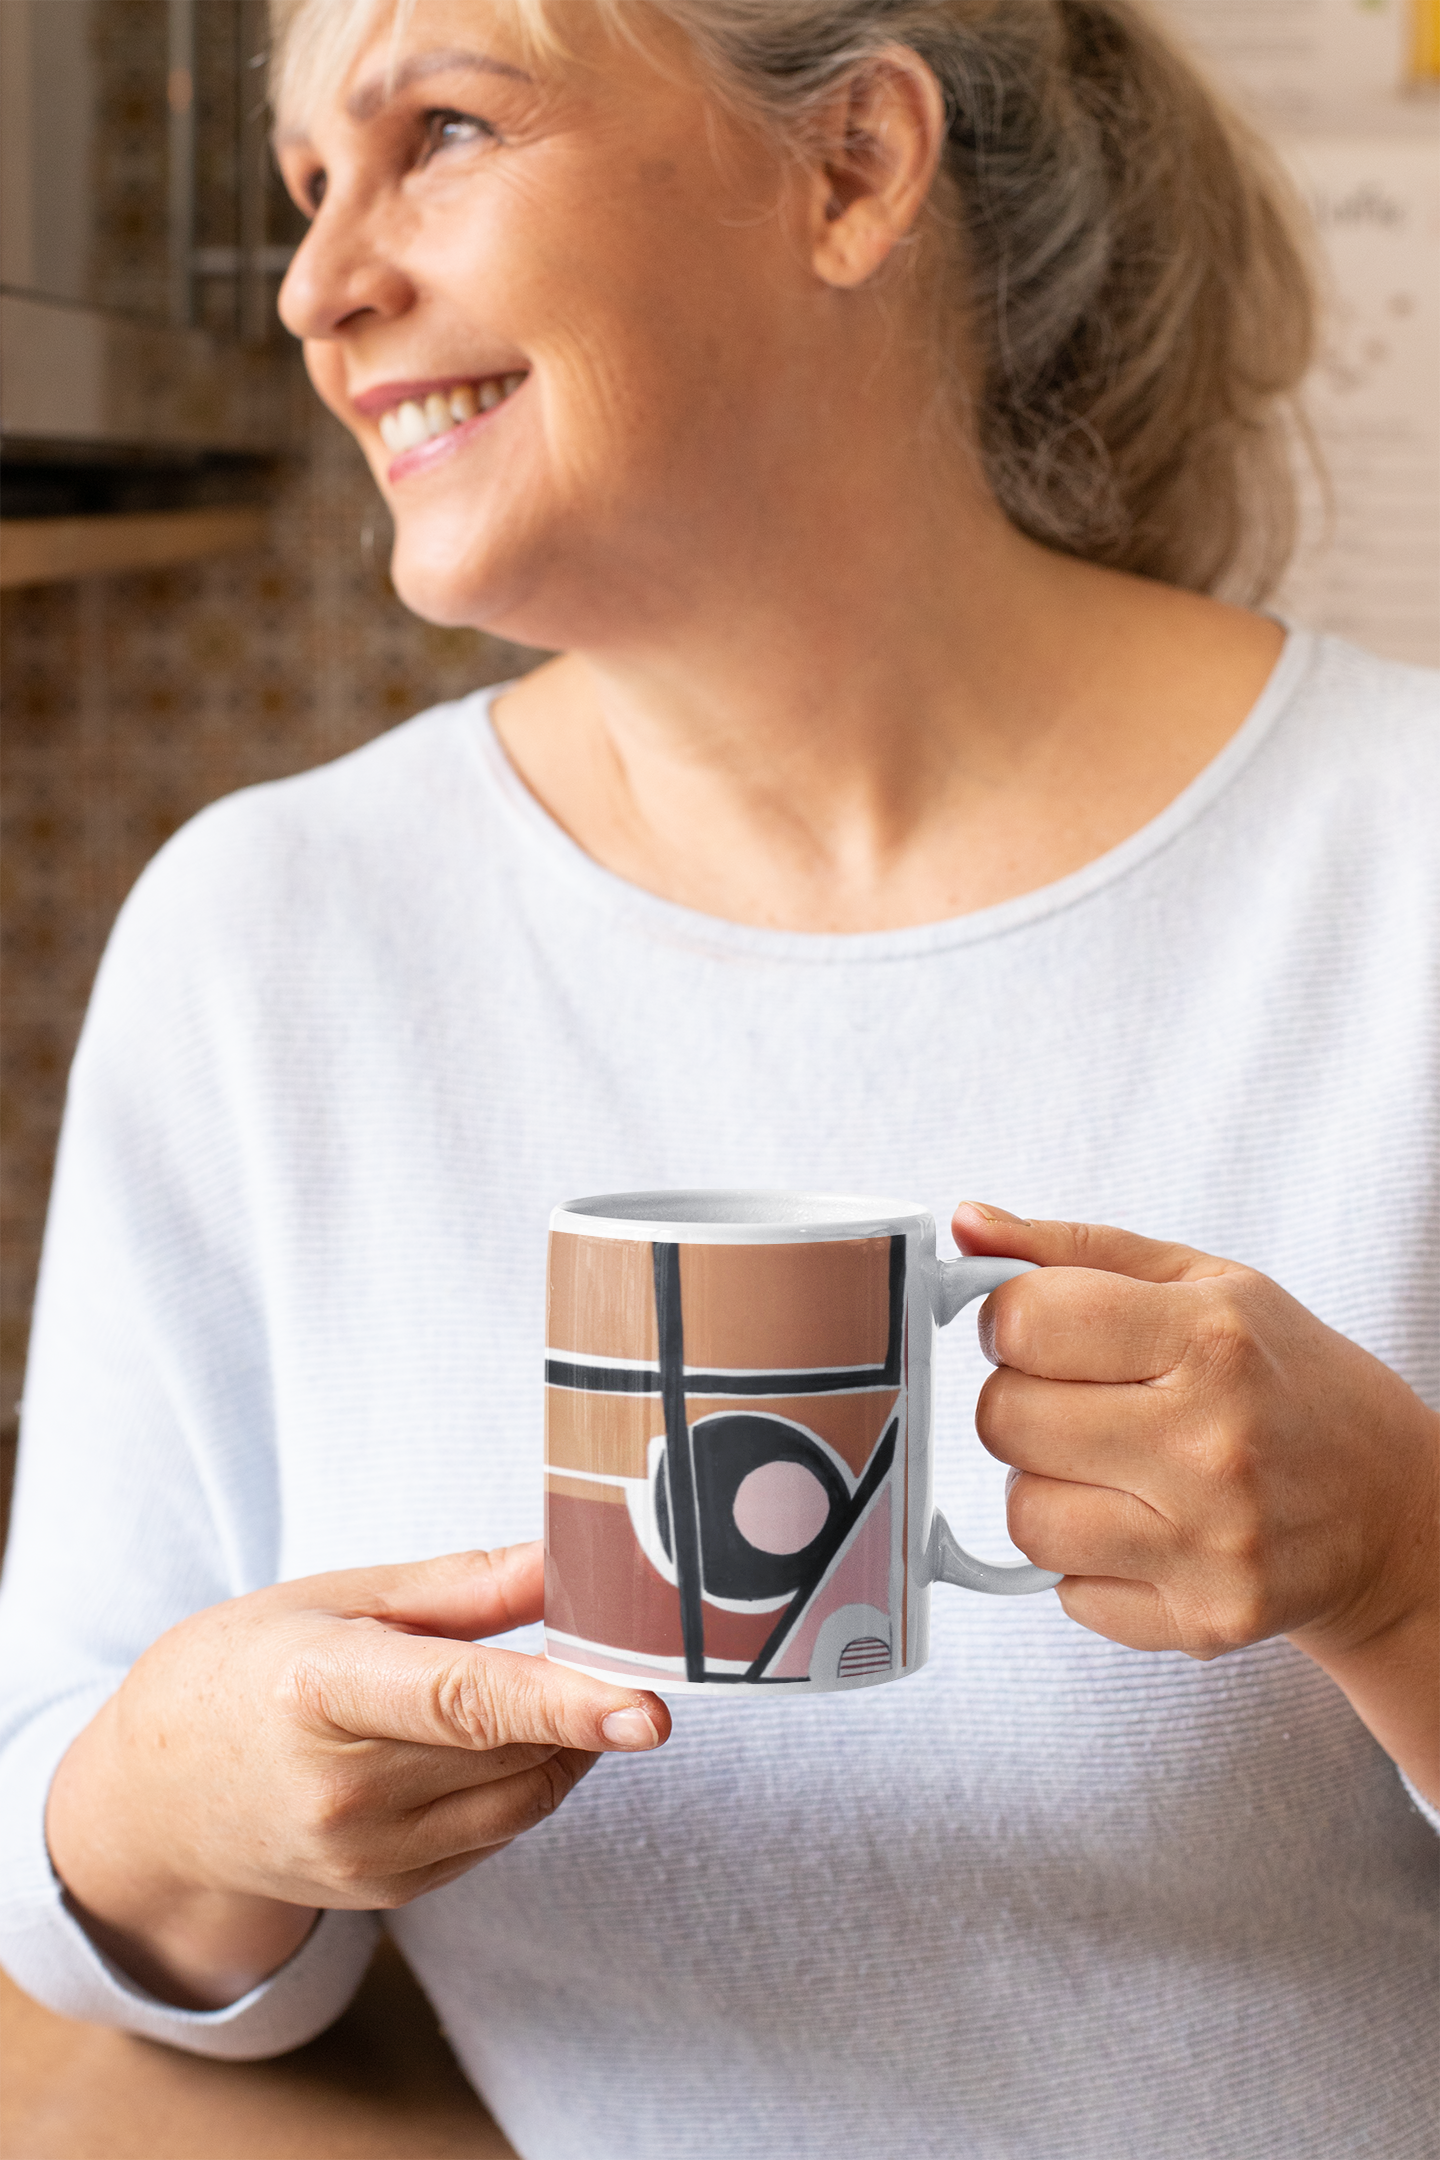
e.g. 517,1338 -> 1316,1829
807,47 -> 948,289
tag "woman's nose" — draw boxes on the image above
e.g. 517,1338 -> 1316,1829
278,198 -> 414,343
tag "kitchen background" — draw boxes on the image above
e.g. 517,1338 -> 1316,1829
1,426 -> 538,1537
2,0 -> 1438,1535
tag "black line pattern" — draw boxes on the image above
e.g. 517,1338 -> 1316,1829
653,1244 -> 706,1684
548,1229 -> 907,1401
545,1360 -> 894,1398
555,1234 -> 907,1686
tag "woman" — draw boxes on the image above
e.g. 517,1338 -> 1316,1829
1,2 -> 1435,2154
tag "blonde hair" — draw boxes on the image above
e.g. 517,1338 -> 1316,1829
270,0 -> 1317,601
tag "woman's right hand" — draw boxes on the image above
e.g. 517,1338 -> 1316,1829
43,1544 -> 669,2010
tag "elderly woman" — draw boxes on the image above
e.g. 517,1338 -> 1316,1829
1,2 -> 1435,2155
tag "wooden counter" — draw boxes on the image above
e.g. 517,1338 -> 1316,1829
0,509 -> 268,589
0,1939 -> 518,2160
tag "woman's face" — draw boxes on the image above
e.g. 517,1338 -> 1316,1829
276,1 -> 849,646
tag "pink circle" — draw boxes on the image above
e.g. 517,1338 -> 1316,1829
732,1461 -> 831,1555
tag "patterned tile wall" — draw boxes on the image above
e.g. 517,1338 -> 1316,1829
1,387 -> 543,1530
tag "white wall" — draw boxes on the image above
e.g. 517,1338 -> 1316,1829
1156,0 -> 1440,666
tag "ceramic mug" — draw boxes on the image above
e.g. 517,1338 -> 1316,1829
543,1190 -> 1062,1695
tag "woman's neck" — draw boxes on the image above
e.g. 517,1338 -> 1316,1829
491,489 -> 1285,934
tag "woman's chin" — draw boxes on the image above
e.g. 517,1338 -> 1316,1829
388,524 -> 607,653
387,531 -> 518,636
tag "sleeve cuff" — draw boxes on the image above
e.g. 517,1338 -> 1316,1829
0,1685 -> 379,2058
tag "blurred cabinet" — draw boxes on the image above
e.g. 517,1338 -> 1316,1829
1,0 -> 307,575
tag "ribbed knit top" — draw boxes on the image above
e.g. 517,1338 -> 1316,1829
1,629 -> 1436,2158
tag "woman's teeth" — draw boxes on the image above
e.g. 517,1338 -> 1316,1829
377,374 -> 524,453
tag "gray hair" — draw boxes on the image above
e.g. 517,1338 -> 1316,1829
271,0 -> 1317,600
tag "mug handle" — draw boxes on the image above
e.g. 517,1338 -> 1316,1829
925,1255 -> 1063,1597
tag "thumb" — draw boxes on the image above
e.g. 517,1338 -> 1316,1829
306,1628 -> 671,1756
286,1544 -> 671,1755
952,1202 -> 1228,1286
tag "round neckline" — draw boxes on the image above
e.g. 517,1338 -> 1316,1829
465,627 -> 1316,964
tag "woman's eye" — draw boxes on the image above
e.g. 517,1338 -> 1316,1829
422,109 -> 496,158
284,163 -> 325,216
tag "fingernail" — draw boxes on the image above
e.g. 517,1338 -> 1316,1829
958,1202 -> 1027,1226
601,1708 -> 659,1750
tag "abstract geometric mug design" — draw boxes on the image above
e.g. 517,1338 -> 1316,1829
544,1192 -> 1062,1694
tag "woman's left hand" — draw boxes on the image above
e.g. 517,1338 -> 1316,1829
956,1202 -> 1440,1800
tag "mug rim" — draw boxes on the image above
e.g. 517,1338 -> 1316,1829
550,1189 -> 933,1244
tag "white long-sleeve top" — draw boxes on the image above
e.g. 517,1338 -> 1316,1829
1,628 -> 1436,2159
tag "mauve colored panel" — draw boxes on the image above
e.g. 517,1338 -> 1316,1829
768,1487 -> 893,1682
545,1489 -> 684,1657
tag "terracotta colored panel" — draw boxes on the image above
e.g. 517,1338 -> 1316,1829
701,1599 -> 789,1663
547,1233 -> 658,1361
683,1391 -> 899,1479
544,1473 -> 627,1506
678,1237 -> 893,1372
545,1387 -> 664,1479
545,1490 -> 684,1656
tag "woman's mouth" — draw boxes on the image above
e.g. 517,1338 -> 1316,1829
374,373 -> 527,454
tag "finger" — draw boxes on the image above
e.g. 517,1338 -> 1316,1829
1053,1577 -> 1185,1657
318,1734 -> 576,1814
401,1747 -> 602,1869
1005,1467 -> 1180,1581
1006,1472 -> 1282,1655
279,1543 -> 547,1643
1051,1559 -> 1280,1661
953,1202 -> 1231,1288
301,1751 -> 604,1908
290,1626 -> 672,1757
976,1266 -> 1195,1383
976,1365 -> 1189,1496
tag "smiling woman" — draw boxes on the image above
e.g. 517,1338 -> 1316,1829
260,0 -> 1323,926
272,0 -> 1313,597
373,374 -> 527,455
0,5 -> 1436,2160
